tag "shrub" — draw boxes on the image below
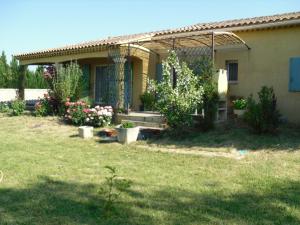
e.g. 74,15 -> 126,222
201,82 -> 219,131
85,106 -> 113,127
64,100 -> 113,127
52,63 -> 82,102
0,102 -> 10,113
140,92 -> 155,111
154,51 -> 203,130
34,94 -> 52,116
99,166 -> 131,213
233,98 -> 247,110
244,86 -> 280,134
10,99 -> 25,116
64,101 -> 88,126
43,62 -> 83,114
189,56 -> 219,131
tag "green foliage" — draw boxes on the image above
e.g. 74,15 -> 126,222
244,86 -> 280,134
233,98 -> 247,110
0,51 -> 48,88
25,66 -> 49,89
189,56 -> 219,131
64,101 -> 87,126
51,62 -> 83,103
34,95 -> 53,116
140,79 -> 157,111
99,166 -> 131,213
201,82 -> 219,131
154,51 -> 203,130
0,102 -> 10,113
10,99 -> 25,116
140,92 -> 155,111
120,121 -> 135,128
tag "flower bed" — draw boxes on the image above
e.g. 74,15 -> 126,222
64,100 -> 113,127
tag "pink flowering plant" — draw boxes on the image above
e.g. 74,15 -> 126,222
64,100 -> 88,126
64,99 -> 113,127
35,93 -> 57,116
84,106 -> 113,127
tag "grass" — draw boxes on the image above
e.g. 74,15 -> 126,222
0,115 -> 300,225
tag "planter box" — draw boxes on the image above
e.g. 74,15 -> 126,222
234,109 -> 246,117
78,126 -> 94,139
115,125 -> 139,144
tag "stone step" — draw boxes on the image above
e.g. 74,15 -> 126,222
121,119 -> 167,129
118,114 -> 165,123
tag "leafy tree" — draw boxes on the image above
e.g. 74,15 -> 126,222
154,51 -> 203,130
244,86 -> 280,134
189,56 -> 219,131
0,51 -> 12,87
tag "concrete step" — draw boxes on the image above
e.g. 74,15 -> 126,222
121,119 -> 167,129
118,114 -> 165,123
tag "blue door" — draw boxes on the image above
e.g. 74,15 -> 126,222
95,66 -> 109,104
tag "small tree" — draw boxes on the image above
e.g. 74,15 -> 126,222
244,86 -> 280,134
154,51 -> 203,130
51,62 -> 82,102
189,56 -> 219,131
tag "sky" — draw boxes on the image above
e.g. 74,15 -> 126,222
0,0 -> 300,63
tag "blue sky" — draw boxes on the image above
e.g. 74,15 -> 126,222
0,0 -> 299,62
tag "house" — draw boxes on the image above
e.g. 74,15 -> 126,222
15,12 -> 300,123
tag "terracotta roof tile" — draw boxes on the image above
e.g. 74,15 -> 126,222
15,11 -> 300,59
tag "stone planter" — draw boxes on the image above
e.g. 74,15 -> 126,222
78,126 -> 94,139
233,109 -> 246,117
115,125 -> 140,144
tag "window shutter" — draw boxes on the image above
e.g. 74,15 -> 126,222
156,63 -> 163,83
289,57 -> 300,92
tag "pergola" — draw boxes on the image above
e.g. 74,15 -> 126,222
15,30 -> 250,109
129,30 -> 250,60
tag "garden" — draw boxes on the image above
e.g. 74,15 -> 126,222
0,52 -> 300,224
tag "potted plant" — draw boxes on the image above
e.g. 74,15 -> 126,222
233,98 -> 247,117
115,121 -> 139,144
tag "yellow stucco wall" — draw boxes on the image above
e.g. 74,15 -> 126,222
76,47 -> 158,110
215,26 -> 300,123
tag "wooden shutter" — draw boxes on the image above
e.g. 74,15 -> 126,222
289,57 -> 300,92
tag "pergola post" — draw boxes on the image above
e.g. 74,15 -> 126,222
18,65 -> 27,100
211,32 -> 215,63
113,56 -> 127,110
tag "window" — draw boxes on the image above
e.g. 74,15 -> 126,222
289,57 -> 300,92
226,60 -> 238,83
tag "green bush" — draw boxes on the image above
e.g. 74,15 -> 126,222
189,56 -> 219,131
0,102 -> 10,113
64,101 -> 87,126
201,82 -> 219,131
154,51 -> 203,130
233,98 -> 247,110
51,62 -> 83,103
140,92 -> 155,111
244,86 -> 280,134
10,99 -> 25,116
35,96 -> 51,117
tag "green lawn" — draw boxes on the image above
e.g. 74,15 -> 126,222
0,115 -> 300,225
